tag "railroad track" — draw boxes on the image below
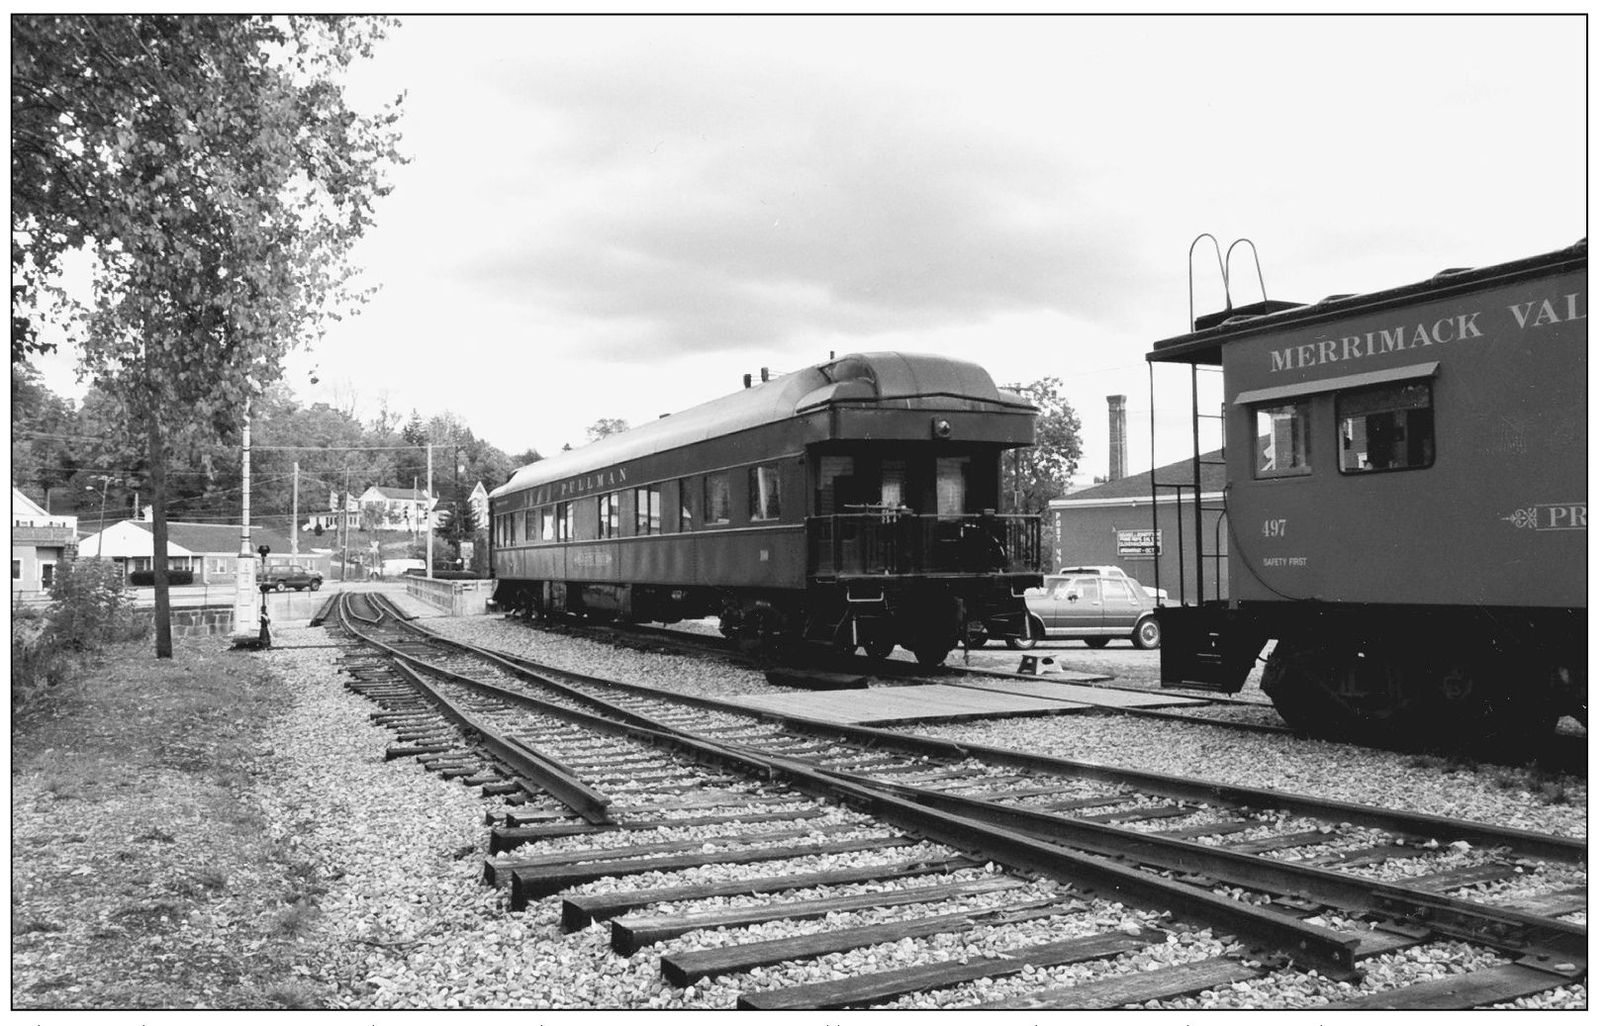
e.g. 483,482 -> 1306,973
502,612 -> 1589,774
324,592 -> 1585,1009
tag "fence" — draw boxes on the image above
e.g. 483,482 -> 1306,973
807,511 -> 1041,577
406,576 -> 496,616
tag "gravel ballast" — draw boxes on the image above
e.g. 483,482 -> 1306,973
19,607 -> 1580,1010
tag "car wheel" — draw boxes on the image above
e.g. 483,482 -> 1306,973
309,580 -> 321,592
1006,634 -> 1038,650
1085,638 -> 1111,649
274,581 -> 287,592
1132,616 -> 1160,649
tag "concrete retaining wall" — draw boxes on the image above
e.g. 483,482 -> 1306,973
406,577 -> 496,617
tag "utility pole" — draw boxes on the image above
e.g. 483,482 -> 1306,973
230,406 -> 258,645
425,442 -> 434,580
342,467 -> 351,583
291,461 -> 299,557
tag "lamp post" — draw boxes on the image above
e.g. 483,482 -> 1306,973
256,543 -> 272,649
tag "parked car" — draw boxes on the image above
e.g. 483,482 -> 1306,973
263,564 -> 322,592
1059,565 -> 1169,602
1007,572 -> 1164,650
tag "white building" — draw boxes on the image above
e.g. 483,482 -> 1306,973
72,519 -> 313,583
11,487 -> 77,598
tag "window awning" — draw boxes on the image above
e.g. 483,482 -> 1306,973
1233,361 -> 1439,406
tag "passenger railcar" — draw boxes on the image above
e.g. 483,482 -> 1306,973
1148,240 -> 1586,748
489,353 -> 1044,666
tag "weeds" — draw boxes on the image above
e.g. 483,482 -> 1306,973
261,979 -> 323,1009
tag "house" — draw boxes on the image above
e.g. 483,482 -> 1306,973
355,485 -> 439,532
307,490 -> 361,533
72,519 -> 323,583
1045,450 -> 1227,603
12,487 -> 77,598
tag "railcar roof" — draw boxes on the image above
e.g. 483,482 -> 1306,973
491,352 -> 1035,498
1148,238 -> 1587,365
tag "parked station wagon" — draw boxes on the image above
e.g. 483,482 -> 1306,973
1008,572 -> 1162,649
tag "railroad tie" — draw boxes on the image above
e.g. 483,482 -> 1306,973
558,855 -> 982,932
736,925 -> 1167,1010
1317,963 -> 1571,1010
660,896 -> 1083,988
611,876 -> 1029,955
488,824 -> 873,886
972,954 -> 1264,1010
508,834 -> 919,911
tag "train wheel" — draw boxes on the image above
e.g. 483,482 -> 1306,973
1260,641 -> 1420,743
1416,655 -> 1558,755
911,639 -> 953,668
862,638 -> 895,660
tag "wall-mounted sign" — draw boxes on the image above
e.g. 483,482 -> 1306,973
1117,528 -> 1160,557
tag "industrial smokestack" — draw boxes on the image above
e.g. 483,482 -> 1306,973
1106,395 -> 1128,482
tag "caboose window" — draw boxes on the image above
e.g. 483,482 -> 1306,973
1253,402 -> 1312,479
703,474 -> 731,525
1338,382 -> 1434,474
635,486 -> 661,534
750,463 -> 781,521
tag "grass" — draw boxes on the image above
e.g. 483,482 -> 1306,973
10,634 -> 337,1009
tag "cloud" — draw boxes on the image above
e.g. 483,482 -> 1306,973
434,46 -> 1145,359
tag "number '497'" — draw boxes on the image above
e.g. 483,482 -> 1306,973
1262,518 -> 1287,538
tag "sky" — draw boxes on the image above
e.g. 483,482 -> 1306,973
28,12 -> 1590,487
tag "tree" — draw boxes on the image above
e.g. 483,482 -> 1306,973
13,15 -> 405,656
585,417 -> 629,443
1002,377 -> 1083,571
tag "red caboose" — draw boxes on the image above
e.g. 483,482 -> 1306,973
1148,240 -> 1586,748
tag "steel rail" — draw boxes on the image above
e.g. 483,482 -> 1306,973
378,610 -> 1585,865
767,756 -> 1586,979
339,596 -> 620,823
388,660 -> 614,825
337,603 -> 1582,980
339,608 -> 1364,977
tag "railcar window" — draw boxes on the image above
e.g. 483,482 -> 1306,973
881,460 -> 907,509
598,492 -> 621,538
704,474 -> 731,525
542,507 -> 555,542
750,464 -> 782,521
937,457 -> 968,516
556,501 -> 573,542
635,486 -> 661,534
676,480 -> 693,532
523,508 -> 539,543
1253,402 -> 1312,479
1338,382 -> 1434,474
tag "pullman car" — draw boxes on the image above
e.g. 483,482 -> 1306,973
1148,240 -> 1586,749
489,352 -> 1044,666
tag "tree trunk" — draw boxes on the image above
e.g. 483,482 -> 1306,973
148,413 -> 173,658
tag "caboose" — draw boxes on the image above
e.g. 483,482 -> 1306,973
489,353 -> 1043,666
1148,240 -> 1586,748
